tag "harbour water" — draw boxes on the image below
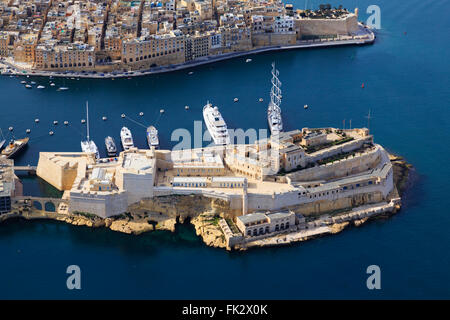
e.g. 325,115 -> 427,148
0,0 -> 449,298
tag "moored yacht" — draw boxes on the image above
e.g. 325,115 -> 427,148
104,136 -> 117,156
146,126 -> 159,148
203,102 -> 230,145
80,101 -> 100,159
120,127 -> 134,150
267,62 -> 283,136
1,137 -> 29,159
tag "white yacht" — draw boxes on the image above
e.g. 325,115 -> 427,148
267,62 -> 283,136
203,102 -> 230,145
80,101 -> 100,159
146,126 -> 159,148
120,127 -> 134,150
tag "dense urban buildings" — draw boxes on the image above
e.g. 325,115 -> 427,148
0,0 -> 365,73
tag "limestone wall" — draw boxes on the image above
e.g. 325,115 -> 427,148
297,14 -> 358,37
288,145 -> 382,182
69,190 -> 128,218
252,32 -> 296,47
36,153 -> 82,191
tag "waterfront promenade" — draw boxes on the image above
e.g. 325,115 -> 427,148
0,24 -> 374,79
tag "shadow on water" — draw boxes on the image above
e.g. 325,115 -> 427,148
0,215 -> 203,257
18,175 -> 63,198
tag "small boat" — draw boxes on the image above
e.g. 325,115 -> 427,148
64,121 -> 69,125
0,128 -> 5,151
120,127 -> 134,150
80,102 -> 99,159
58,87 -> 69,91
8,127 -> 13,131
105,136 -> 117,156
121,114 -> 126,118
304,104 -> 308,109
25,84 -> 32,89
233,98 -> 239,102
37,85 -> 45,89
31,81 -> 36,85
160,109 -> 164,113
81,119 -> 86,124
1,137 -> 29,159
102,116 -> 107,121
26,129 -> 31,134
20,80 -> 27,84
53,120 -> 58,125
259,98 -> 263,102
139,112 -> 144,116
185,105 -> 189,110
246,58 -> 252,63
50,83 -> 56,87
146,126 -> 159,148
49,131 -> 54,136
188,71 -> 194,75
35,119 -> 39,123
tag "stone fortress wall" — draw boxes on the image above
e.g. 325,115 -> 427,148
296,14 -> 359,37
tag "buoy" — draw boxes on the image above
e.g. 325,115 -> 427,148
49,131 -> 54,136
8,127 -> 13,131
234,98 -> 239,102
53,120 -> 58,125
64,121 -> 69,125
185,105 -> 189,110
139,112 -> 144,116
35,118 -> 39,123
160,109 -> 165,113
26,129 -> 31,134
361,83 -> 365,88
102,116 -> 107,121
81,119 -> 86,124
121,114 -> 125,118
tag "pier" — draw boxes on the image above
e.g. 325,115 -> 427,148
13,165 -> 37,175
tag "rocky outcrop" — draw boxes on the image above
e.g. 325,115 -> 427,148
191,213 -> 226,248
389,154 -> 413,196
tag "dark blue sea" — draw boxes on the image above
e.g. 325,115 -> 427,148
0,0 -> 449,299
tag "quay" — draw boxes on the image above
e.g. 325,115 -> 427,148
13,166 -> 37,175
0,24 -> 374,80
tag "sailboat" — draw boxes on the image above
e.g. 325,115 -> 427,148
80,101 -> 99,159
267,62 -> 283,136
0,128 -> 5,151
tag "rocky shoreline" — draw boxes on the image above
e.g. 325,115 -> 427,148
1,153 -> 412,251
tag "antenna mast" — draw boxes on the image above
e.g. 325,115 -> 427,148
366,109 -> 372,132
270,62 -> 282,108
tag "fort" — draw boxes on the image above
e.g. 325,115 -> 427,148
0,126 -> 409,250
